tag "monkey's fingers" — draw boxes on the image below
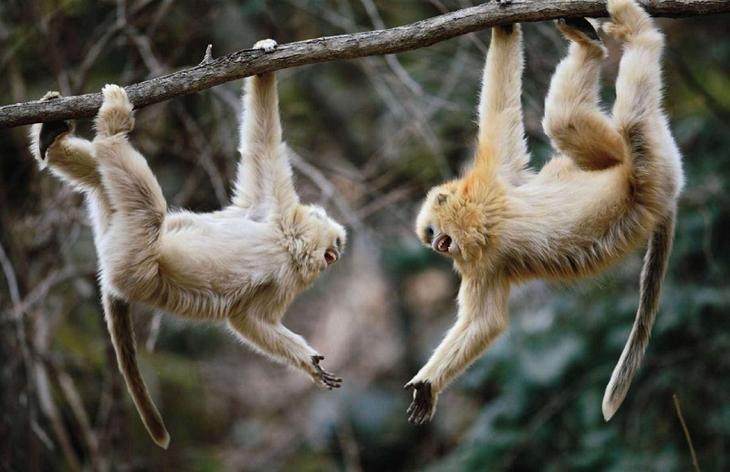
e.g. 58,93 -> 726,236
319,371 -> 343,388
407,401 -> 432,425
405,381 -> 434,424
311,355 -> 342,389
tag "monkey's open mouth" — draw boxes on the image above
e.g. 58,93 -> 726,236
324,248 -> 339,265
432,234 -> 453,253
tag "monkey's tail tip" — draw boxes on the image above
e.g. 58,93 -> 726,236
153,430 -> 171,450
142,409 -> 171,449
601,397 -> 619,422
95,84 -> 135,137
601,381 -> 627,422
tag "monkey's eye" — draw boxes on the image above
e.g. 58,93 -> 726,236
425,225 -> 435,243
335,237 -> 342,249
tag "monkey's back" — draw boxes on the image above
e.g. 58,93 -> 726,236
499,158 -> 661,282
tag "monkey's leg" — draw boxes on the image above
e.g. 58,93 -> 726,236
606,0 -> 664,151
405,280 -> 509,424
475,25 -> 530,184
93,85 -> 167,299
543,18 -> 625,170
228,316 -> 342,389
606,0 -> 676,207
29,92 -> 104,192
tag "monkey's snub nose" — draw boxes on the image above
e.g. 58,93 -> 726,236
432,234 -> 452,253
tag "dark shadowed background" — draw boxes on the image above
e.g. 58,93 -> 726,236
1,1 -> 729,471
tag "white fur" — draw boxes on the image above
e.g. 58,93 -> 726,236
28,42 -> 346,447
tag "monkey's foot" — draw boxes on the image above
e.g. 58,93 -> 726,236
603,0 -> 653,42
253,39 -> 278,53
96,84 -> 134,136
404,380 -> 436,425
35,92 -> 72,162
311,355 -> 342,390
556,18 -> 601,43
556,18 -> 606,56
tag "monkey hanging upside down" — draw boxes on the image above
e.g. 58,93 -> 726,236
406,0 -> 683,425
29,39 -> 346,448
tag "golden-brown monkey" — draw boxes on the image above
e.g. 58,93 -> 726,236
29,39 -> 346,448
405,0 -> 683,424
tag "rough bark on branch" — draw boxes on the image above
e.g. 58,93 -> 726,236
1,0 -> 727,129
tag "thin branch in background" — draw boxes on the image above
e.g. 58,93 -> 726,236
673,393 -> 701,472
0,241 -> 42,457
288,149 -> 363,231
335,419 -> 363,472
174,103 -> 230,206
0,240 -> 21,307
55,367 -> 104,471
145,311 -> 164,352
667,47 -> 730,130
34,362 -> 81,471
356,184 -> 417,220
292,0 -> 450,175
126,25 -> 230,207
360,0 -> 424,96
10,266 -> 90,319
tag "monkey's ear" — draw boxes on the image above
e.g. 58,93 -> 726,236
437,194 -> 448,205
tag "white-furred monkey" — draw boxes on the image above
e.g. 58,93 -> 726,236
405,0 -> 683,424
29,39 -> 346,448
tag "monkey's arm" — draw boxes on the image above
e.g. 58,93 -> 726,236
231,40 -> 299,217
475,25 -> 530,185
405,277 -> 509,424
228,315 -> 342,389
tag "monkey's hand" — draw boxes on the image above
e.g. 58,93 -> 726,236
253,39 -> 278,53
404,379 -> 438,425
310,355 -> 342,390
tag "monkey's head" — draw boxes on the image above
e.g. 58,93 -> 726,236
415,176 -> 505,262
289,204 -> 347,275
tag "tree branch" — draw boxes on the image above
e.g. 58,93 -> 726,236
2,0 -> 728,129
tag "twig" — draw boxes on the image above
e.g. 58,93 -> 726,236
287,149 -> 362,230
200,44 -> 214,65
55,367 -> 104,471
35,362 -> 81,471
2,0 -> 728,128
673,393 -> 701,472
145,311 -> 164,352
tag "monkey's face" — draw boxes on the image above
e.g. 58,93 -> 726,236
416,183 -> 463,257
296,204 -> 347,272
415,180 -> 503,262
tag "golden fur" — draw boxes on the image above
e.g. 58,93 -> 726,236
406,0 -> 683,424
28,39 -> 346,448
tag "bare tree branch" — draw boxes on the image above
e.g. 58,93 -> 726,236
1,0 -> 728,128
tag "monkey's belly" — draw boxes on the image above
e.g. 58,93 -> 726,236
508,165 -> 656,281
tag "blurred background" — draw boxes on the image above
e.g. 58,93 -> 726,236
1,1 -> 729,471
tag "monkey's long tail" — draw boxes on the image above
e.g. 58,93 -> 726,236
601,205 -> 676,421
102,292 -> 170,449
